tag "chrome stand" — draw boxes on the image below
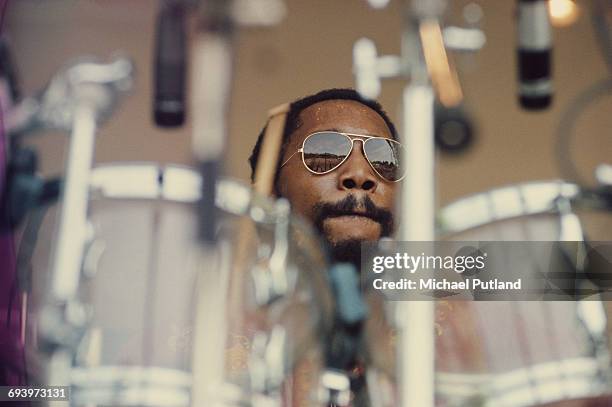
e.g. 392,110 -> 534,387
32,58 -> 133,401
353,1 -> 484,405
187,2 -> 287,405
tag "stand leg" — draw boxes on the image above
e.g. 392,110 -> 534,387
396,84 -> 435,407
50,104 -> 96,302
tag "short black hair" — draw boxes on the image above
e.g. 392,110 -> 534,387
248,88 -> 398,183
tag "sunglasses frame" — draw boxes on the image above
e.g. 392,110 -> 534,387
280,131 -> 405,182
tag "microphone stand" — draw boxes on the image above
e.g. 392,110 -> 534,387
191,0 -> 234,245
186,1 -> 287,405
353,1 -> 483,405
189,2 -> 235,404
396,5 -> 439,405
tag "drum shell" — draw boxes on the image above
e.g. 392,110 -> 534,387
363,181 -> 612,407
23,163 -> 334,406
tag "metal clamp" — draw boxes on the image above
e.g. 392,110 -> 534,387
352,3 -> 485,100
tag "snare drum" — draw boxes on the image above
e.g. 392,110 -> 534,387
364,180 -> 612,407
27,163 -> 333,406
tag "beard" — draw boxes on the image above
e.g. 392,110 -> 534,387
325,238 -> 364,268
311,194 -> 394,268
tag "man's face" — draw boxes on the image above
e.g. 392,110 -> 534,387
276,99 -> 397,259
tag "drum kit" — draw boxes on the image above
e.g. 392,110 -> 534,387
0,0 -> 612,406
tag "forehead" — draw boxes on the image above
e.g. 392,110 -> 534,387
291,99 -> 392,145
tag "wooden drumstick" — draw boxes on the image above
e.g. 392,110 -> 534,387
192,104 -> 291,398
226,103 -> 290,333
419,20 -> 463,108
253,103 -> 290,196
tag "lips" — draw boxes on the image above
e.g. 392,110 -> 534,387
322,213 -> 382,240
325,212 -> 381,227
312,195 -> 395,238
329,211 -> 378,223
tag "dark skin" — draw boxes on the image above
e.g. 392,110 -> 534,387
276,99 -> 397,246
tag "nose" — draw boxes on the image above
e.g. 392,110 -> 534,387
337,140 -> 378,192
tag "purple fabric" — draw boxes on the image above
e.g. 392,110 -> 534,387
0,234 -> 23,385
0,4 -> 27,385
0,78 -> 25,384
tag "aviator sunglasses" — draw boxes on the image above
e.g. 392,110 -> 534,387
280,131 -> 406,182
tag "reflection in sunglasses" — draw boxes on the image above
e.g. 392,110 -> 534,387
304,153 -> 345,173
280,131 -> 405,182
371,161 -> 398,181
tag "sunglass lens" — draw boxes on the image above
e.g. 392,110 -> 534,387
303,132 -> 352,174
364,138 -> 404,181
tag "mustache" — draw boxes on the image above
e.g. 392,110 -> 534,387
312,194 -> 394,237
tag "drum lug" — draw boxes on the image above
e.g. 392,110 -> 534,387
556,196 -> 586,243
555,196 -> 590,280
251,264 -> 274,305
576,299 -> 611,382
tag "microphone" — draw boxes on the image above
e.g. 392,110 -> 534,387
517,0 -> 553,110
153,1 -> 186,127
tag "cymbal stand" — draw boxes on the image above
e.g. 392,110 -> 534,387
353,1 -> 484,405
33,57 -> 133,402
187,1 -> 288,405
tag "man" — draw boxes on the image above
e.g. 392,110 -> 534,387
249,88 -> 401,405
249,88 -> 401,267
248,88 -> 404,406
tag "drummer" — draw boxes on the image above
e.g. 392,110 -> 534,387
248,88 -> 399,268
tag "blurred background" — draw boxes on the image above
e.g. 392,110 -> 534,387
5,0 -> 610,207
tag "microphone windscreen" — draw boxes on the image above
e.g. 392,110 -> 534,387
153,3 -> 186,127
517,0 -> 553,110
